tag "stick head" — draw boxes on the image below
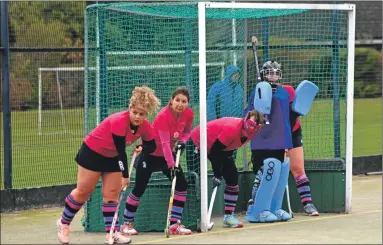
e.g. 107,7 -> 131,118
108,236 -> 114,244
251,36 -> 258,45
208,222 -> 214,231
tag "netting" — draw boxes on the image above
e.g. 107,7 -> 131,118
83,2 -> 350,232
38,68 -> 84,136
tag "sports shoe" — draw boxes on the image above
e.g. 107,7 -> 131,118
105,232 -> 132,244
169,220 -> 192,235
120,222 -> 138,236
304,203 -> 319,216
56,219 -> 70,244
274,209 -> 292,221
223,213 -> 243,228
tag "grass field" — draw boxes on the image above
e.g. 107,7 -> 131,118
0,98 -> 381,189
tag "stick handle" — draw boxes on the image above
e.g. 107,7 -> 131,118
251,36 -> 261,82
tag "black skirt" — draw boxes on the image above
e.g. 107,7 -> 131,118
75,142 -> 121,172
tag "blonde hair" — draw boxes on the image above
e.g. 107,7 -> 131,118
129,86 -> 161,115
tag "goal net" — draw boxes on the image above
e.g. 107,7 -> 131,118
37,67 -> 85,136
82,2 -> 355,233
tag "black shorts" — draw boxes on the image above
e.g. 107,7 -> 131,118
292,126 -> 303,148
251,149 -> 285,173
75,142 -> 121,172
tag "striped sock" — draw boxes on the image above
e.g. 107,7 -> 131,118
170,190 -> 187,225
61,194 -> 83,225
295,174 -> 312,206
123,192 -> 140,223
102,202 -> 119,233
224,184 -> 239,215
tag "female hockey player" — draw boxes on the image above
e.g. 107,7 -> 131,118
188,109 -> 264,228
56,86 -> 161,244
120,87 -> 194,236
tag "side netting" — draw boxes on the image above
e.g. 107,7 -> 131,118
82,2 -> 353,232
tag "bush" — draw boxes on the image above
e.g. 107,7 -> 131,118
308,47 -> 382,98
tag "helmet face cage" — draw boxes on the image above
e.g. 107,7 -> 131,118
260,61 -> 282,83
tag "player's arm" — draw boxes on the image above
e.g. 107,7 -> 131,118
141,139 -> 156,153
157,118 -> 175,168
112,134 -> 129,178
111,117 -> 129,178
178,110 -> 194,144
138,121 -> 156,154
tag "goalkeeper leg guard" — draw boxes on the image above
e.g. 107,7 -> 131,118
245,158 -> 281,223
270,158 -> 292,221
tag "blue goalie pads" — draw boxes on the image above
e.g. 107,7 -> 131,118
292,80 -> 319,116
270,157 -> 290,214
253,82 -> 273,115
252,158 -> 281,217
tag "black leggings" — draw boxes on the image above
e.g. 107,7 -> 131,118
186,140 -> 238,186
251,149 -> 285,174
131,153 -> 188,198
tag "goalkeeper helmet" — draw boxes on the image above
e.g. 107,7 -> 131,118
260,60 -> 282,83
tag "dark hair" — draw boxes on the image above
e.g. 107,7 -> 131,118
171,87 -> 190,102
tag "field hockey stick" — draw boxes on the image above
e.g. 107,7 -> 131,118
251,36 -> 262,83
108,152 -> 137,244
164,148 -> 182,238
207,186 -> 218,231
284,150 -> 293,218
251,36 -> 270,125
286,184 -> 294,218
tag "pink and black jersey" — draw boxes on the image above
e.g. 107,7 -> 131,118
283,85 -> 301,132
150,106 -> 194,165
191,117 -> 257,153
84,110 -> 153,157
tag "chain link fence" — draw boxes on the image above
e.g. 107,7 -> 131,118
1,1 -> 382,189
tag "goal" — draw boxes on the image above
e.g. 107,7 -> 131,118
82,1 -> 355,233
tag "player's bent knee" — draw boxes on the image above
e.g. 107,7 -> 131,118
73,187 -> 94,201
102,188 -> 120,201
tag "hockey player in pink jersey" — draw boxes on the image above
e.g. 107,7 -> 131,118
189,110 -> 264,228
56,86 -> 160,244
121,87 -> 194,236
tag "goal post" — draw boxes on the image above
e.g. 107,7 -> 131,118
82,1 -> 356,233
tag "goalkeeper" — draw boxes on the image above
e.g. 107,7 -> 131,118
244,61 -> 318,223
56,86 -> 160,244
121,87 -> 194,236
188,109 -> 264,228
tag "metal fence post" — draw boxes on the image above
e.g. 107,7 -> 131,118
1,1 -> 12,189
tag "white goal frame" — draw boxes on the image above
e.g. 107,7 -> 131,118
198,2 -> 355,232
